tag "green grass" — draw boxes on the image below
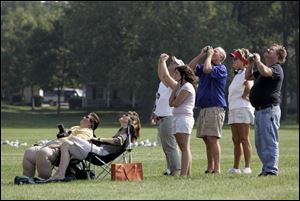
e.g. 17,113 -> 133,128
1,104 -> 299,200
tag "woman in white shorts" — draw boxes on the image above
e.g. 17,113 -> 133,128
228,48 -> 255,174
158,53 -> 196,176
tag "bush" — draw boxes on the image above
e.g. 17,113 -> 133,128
69,97 -> 82,109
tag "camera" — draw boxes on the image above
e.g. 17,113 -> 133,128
56,124 -> 71,138
205,45 -> 213,52
248,53 -> 256,61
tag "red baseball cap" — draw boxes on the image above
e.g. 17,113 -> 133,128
229,50 -> 248,65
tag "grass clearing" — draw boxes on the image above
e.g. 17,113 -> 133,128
1,105 -> 299,199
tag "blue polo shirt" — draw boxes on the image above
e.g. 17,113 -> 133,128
195,64 -> 227,108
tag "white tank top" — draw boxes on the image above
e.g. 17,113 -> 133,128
154,82 -> 173,116
228,69 -> 255,111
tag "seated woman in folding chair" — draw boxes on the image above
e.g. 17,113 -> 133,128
48,111 -> 141,181
22,112 -> 100,179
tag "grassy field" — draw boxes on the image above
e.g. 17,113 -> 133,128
1,104 -> 299,200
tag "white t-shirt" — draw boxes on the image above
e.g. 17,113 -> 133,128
154,82 -> 173,116
172,82 -> 195,117
228,69 -> 255,111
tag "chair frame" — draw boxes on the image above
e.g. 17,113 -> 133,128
84,123 -> 134,180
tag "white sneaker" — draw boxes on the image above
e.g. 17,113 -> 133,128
242,167 -> 252,174
228,167 -> 241,174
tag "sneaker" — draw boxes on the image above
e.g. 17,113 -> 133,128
163,169 -> 171,176
242,167 -> 252,174
228,167 -> 241,174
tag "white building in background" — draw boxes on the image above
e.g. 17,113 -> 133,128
23,86 -> 43,104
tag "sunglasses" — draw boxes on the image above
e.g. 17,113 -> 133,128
84,115 -> 94,124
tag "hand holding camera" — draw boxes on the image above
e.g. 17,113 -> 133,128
56,124 -> 72,138
205,45 -> 214,56
247,53 -> 260,63
205,45 -> 213,52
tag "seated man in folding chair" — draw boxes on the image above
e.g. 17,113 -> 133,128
48,111 -> 141,181
22,112 -> 100,179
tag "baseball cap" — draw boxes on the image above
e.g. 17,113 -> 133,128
172,56 -> 184,66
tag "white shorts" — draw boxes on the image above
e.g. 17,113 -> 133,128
172,116 -> 194,134
68,137 -> 107,160
228,108 -> 254,125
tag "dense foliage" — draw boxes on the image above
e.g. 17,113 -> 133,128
1,1 -> 299,121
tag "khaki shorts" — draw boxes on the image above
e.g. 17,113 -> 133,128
196,107 -> 225,139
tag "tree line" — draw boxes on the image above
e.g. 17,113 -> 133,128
1,1 -> 299,122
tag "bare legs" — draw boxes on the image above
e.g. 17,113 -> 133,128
22,146 -> 58,179
203,136 -> 221,173
230,123 -> 252,169
22,147 -> 38,177
49,141 -> 74,180
175,133 -> 192,176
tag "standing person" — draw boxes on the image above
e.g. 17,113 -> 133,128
227,48 -> 254,174
150,56 -> 184,176
189,46 -> 227,174
245,43 -> 287,176
158,53 -> 196,177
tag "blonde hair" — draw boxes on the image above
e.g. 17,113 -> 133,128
272,43 -> 287,64
235,48 -> 250,66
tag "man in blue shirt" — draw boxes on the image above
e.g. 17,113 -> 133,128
189,46 -> 227,174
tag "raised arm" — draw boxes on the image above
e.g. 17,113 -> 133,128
203,47 -> 214,74
158,53 -> 177,90
245,62 -> 255,80
188,47 -> 206,72
253,53 -> 273,77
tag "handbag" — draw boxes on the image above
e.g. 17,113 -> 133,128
111,163 -> 143,181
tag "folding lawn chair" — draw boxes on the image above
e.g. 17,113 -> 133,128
83,123 -> 134,180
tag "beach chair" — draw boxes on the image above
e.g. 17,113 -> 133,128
83,123 -> 134,180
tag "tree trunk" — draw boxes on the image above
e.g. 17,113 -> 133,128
295,34 -> 299,123
281,2 -> 288,121
57,87 -> 62,115
31,86 -> 35,111
106,85 -> 110,108
132,91 -> 136,108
